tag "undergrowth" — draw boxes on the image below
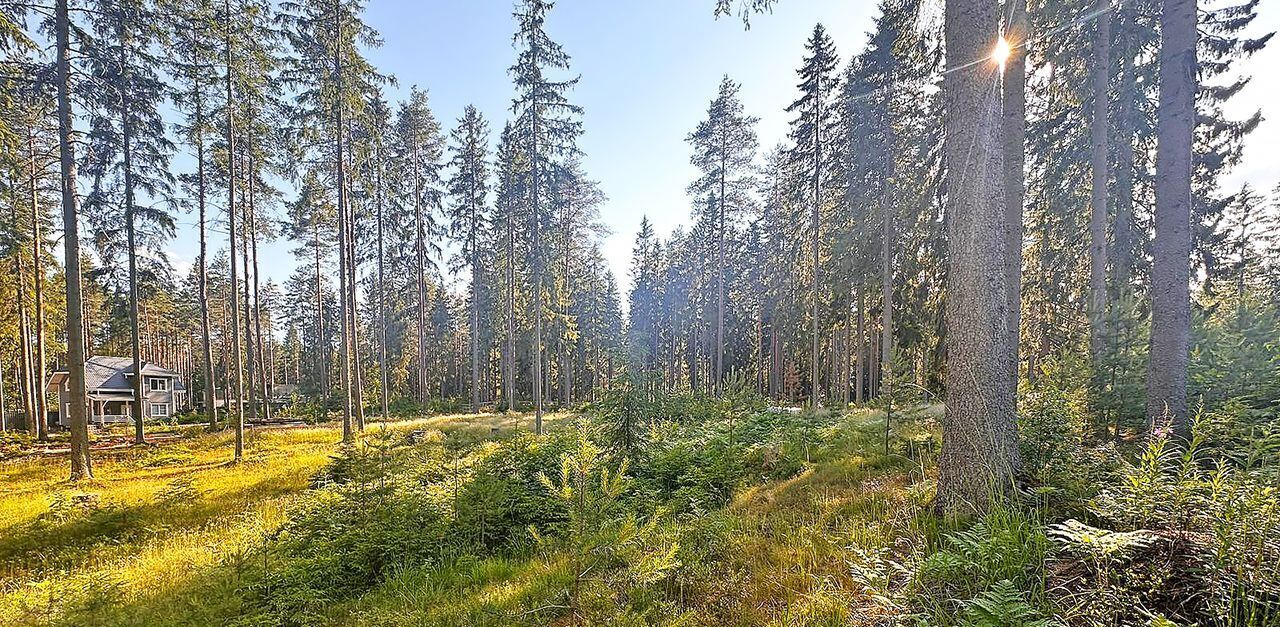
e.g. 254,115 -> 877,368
3,387 -> 1277,627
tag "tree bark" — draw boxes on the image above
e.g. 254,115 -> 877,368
1147,0 -> 1196,435
242,151 -> 259,430
224,0 -> 245,460
504,176 -> 516,411
195,91 -> 218,430
880,180 -> 894,398
250,181 -> 269,421
314,209 -> 327,406
117,22 -> 145,446
1113,2 -> 1136,292
1004,0 -> 1028,394
1088,0 -> 1111,378
57,0 -> 92,479
377,140 -> 389,419
1,357 -> 8,432
471,241 -> 480,412
856,283 -> 865,404
532,110 -> 545,434
936,0 -> 1021,515
346,181 -> 364,430
333,0 -> 354,442
715,148 -> 726,397
810,85 -> 823,406
29,130 -> 49,441
13,227 -> 35,435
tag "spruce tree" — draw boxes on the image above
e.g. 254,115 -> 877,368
785,23 -> 840,404
81,0 -> 176,445
687,75 -> 758,396
936,0 -> 1021,514
510,0 -> 583,433
1146,0 -> 1197,434
493,122 -> 527,411
445,105 -> 491,413
53,0 -> 92,479
391,87 -> 445,407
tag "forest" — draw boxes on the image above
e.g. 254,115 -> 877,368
1,0 -> 1278,625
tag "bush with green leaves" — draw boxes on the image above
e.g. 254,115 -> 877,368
1017,388 -> 1121,513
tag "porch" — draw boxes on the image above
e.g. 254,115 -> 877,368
88,394 -> 134,426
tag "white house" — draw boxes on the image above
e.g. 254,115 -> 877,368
46,356 -> 186,427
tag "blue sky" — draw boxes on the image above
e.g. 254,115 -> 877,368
188,0 -> 884,296
171,0 -> 1280,299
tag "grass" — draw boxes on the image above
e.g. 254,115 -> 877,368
318,406 -> 945,627
0,412 -> 567,627
0,406 -> 951,627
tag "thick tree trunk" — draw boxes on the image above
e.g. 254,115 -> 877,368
1147,0 -> 1196,435
29,131 -> 48,441
195,95 -> 218,430
936,0 -> 1021,515
224,0 -> 245,460
1004,0 -> 1028,393
1113,3 -> 1136,292
1088,0 -> 1111,377
57,0 -> 92,479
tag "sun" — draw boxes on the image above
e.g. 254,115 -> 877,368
993,35 -> 1013,69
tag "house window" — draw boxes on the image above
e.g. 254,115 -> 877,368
149,377 -> 169,392
150,403 -> 170,417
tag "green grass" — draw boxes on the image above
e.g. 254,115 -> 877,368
0,406 -> 945,627
318,406 -> 945,627
0,413 -> 569,627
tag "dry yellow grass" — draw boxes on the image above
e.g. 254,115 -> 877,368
0,412 -> 557,627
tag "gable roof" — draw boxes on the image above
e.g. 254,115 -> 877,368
49,356 -> 184,392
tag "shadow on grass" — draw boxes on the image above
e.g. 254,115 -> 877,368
0,470 -> 306,582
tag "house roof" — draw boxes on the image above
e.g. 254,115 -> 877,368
48,356 -> 184,393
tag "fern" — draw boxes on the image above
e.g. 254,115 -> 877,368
1047,519 -> 1159,564
959,580 -> 1057,627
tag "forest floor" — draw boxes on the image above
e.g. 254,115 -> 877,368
0,411 -> 572,626
0,406 -> 935,626
7,401 -> 1266,626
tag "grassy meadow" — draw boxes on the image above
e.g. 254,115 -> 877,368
0,413 -> 568,626
2,400 -> 1277,626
